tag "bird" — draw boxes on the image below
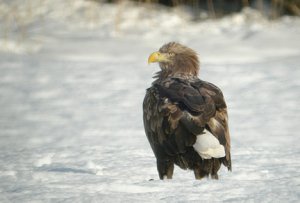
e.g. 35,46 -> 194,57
143,42 -> 231,180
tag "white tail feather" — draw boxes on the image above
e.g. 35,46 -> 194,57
193,130 -> 226,159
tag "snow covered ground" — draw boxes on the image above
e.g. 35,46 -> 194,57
0,1 -> 300,202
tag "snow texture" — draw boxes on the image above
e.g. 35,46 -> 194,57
0,1 -> 300,202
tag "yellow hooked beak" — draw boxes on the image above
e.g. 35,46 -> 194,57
148,51 -> 168,64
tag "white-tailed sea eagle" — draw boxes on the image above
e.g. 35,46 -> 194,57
143,42 -> 231,180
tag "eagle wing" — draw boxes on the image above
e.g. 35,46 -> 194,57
143,78 -> 231,170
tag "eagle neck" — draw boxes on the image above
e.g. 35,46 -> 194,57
153,71 -> 199,84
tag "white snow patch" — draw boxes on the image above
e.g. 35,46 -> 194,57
86,161 -> 104,176
0,39 -> 41,54
34,153 -> 55,167
0,171 -> 17,178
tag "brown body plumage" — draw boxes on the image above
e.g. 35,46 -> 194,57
143,42 -> 231,180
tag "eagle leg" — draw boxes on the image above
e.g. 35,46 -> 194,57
211,158 -> 221,180
193,167 -> 208,180
157,159 -> 174,180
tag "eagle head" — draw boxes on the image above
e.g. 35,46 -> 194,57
148,42 -> 199,76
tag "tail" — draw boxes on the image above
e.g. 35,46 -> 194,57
193,131 -> 226,159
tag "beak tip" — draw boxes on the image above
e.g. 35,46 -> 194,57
148,51 -> 160,64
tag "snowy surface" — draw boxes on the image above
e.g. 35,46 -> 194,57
0,1 -> 300,202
